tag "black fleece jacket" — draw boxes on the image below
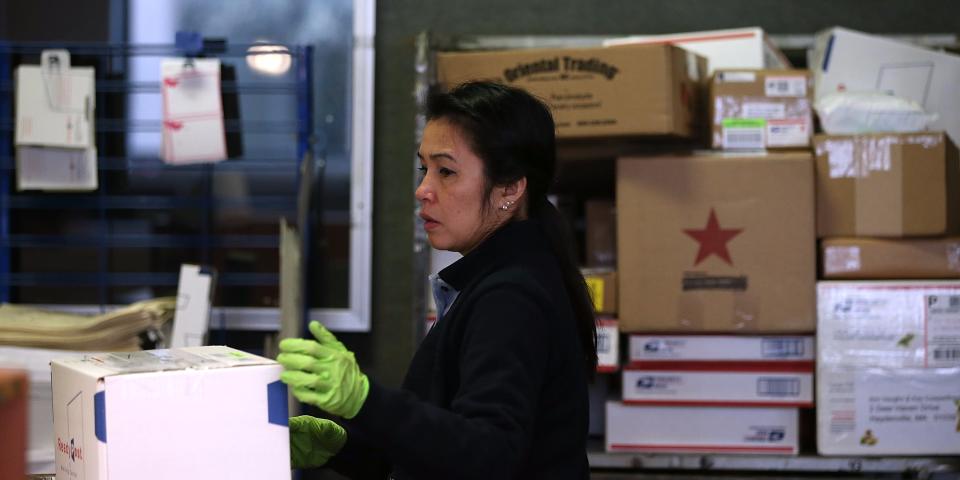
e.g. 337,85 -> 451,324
328,219 -> 590,479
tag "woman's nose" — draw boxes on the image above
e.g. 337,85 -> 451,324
415,178 -> 432,203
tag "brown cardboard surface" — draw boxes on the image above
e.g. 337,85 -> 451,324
616,152 -> 815,333
710,69 -> 813,149
585,199 -> 616,268
436,44 -> 706,138
814,132 -> 959,237
583,269 -> 617,315
821,237 -> 960,279
0,369 -> 27,480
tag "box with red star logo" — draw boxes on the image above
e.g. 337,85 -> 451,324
616,152 -> 816,333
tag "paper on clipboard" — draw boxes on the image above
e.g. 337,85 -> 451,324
160,58 -> 227,164
15,50 -> 95,149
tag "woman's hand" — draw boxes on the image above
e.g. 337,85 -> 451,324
289,415 -> 347,468
278,321 -> 370,419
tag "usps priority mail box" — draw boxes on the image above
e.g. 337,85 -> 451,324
51,346 -> 290,480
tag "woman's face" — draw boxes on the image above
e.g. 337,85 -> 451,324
416,118 -> 503,254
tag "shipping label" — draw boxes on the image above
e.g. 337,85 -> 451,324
765,118 -> 809,147
721,118 -> 765,150
765,76 -> 807,97
926,295 -> 960,367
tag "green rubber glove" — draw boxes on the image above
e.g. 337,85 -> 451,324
289,415 -> 347,469
278,321 -> 370,419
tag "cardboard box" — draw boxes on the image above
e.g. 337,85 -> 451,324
710,69 -> 813,149
818,366 -> 960,455
603,27 -> 790,74
583,269 -> 617,315
822,237 -> 960,279
817,281 -> 960,455
811,27 -> 960,144
814,132 -> 960,238
817,281 -> 960,368
629,335 -> 815,363
585,199 -> 616,268
622,364 -> 814,407
51,346 -> 289,479
606,402 -> 799,454
616,152 -> 816,333
597,317 -> 619,373
0,369 -> 28,480
436,44 -> 706,138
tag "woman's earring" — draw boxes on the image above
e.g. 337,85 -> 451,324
500,200 -> 513,211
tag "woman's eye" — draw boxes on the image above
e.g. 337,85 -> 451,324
438,167 -> 455,177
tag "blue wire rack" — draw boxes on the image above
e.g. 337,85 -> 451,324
0,41 -> 314,314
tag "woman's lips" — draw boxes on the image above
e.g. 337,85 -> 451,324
421,214 -> 440,231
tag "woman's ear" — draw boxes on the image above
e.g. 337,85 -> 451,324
502,176 -> 527,205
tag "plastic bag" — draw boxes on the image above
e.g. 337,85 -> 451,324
815,91 -> 938,134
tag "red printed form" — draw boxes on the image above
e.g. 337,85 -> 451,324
160,58 -> 227,164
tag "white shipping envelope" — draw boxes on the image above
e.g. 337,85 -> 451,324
15,65 -> 95,149
16,145 -> 98,191
160,58 -> 226,164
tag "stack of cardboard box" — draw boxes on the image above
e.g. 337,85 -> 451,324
808,28 -> 960,456
435,26 -> 960,458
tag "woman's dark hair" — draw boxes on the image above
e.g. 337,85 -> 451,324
426,81 -> 598,377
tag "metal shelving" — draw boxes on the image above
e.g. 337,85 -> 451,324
0,40 -> 314,313
415,31 -> 960,478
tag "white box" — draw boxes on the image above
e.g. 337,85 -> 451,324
629,335 -> 815,363
811,27 -> 960,144
622,366 -> 813,407
597,318 -> 619,373
605,402 -> 799,454
51,346 -> 290,479
817,281 -> 960,368
817,280 -> 960,455
817,366 -> 960,455
603,27 -> 790,74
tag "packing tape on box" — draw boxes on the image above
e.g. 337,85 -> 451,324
948,242 -> 960,272
817,134 -> 943,236
675,290 -> 760,331
712,95 -> 811,149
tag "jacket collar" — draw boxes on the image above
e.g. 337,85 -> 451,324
438,219 -> 545,291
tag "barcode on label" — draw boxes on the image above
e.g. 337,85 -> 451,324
762,339 -> 804,358
951,296 -> 960,308
933,349 -> 960,361
757,377 -> 800,397
764,76 -> 807,97
597,331 -> 611,354
723,129 -> 764,149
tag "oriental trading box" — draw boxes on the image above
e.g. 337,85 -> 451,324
436,43 -> 706,138
606,402 -> 799,455
0,369 -> 28,480
51,346 -> 290,479
617,152 -> 815,333
628,335 -> 815,363
814,132 -> 959,238
821,237 -> 960,279
817,281 -> 960,455
710,69 -> 813,150
622,364 -> 814,407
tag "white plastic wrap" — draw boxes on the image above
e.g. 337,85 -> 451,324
815,92 -> 938,134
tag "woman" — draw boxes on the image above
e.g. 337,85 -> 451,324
278,81 -> 597,479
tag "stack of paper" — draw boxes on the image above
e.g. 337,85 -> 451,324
0,298 -> 176,351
